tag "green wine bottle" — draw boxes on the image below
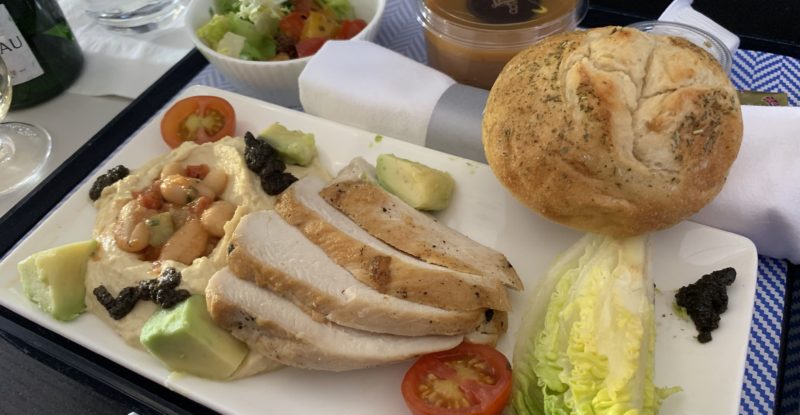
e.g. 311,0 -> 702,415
0,0 -> 83,109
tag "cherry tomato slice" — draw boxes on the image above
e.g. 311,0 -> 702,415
295,37 -> 327,58
160,96 -> 236,149
401,342 -> 512,415
335,19 -> 367,40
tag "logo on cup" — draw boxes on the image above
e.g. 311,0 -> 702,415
468,0 -> 544,24
493,0 -> 518,15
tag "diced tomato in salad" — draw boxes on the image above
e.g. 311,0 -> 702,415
197,0 -> 368,61
296,37 -> 328,58
335,19 -> 367,40
279,12 -> 306,42
293,0 -> 314,14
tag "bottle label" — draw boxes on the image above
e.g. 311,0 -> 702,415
0,5 -> 45,85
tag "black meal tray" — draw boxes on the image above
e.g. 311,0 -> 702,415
583,0 -> 800,58
0,6 -> 797,412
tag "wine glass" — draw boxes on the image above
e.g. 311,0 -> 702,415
0,56 -> 52,196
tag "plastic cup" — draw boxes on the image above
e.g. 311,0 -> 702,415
628,20 -> 733,74
418,0 -> 587,90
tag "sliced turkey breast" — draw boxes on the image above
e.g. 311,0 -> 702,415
227,210 -> 486,336
320,158 -> 523,290
274,176 -> 511,311
206,268 -> 464,371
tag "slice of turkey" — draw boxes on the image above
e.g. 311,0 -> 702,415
206,268 -> 463,371
320,158 -> 523,290
227,210 -> 485,336
275,176 -> 511,311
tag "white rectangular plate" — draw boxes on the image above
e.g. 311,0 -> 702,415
0,85 -> 757,415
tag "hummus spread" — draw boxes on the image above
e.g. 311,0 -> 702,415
86,136 -> 328,378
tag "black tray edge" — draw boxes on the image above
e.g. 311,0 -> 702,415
582,5 -> 800,62
0,306 -> 215,415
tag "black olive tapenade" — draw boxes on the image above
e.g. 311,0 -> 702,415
675,267 -> 737,344
93,267 -> 191,320
261,171 -> 298,195
244,132 -> 276,172
89,165 -> 130,201
243,131 -> 298,195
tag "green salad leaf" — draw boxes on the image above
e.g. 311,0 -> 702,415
319,0 -> 354,19
238,0 -> 282,35
214,0 -> 241,13
197,13 -> 276,60
197,0 -> 357,60
512,234 -> 679,415
196,14 -> 231,49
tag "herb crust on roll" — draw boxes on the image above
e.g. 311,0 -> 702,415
482,26 -> 743,236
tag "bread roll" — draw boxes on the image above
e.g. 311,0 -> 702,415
482,27 -> 743,236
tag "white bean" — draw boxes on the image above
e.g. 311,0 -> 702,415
202,169 -> 228,196
193,181 -> 216,200
159,219 -> 209,265
160,175 -> 216,205
201,201 -> 236,237
160,162 -> 183,180
114,200 -> 154,252
161,174 -> 217,205
160,175 -> 191,205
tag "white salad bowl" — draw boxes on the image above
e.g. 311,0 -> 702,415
185,0 -> 385,108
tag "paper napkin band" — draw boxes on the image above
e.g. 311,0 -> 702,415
299,40 -> 456,146
426,84 -> 488,163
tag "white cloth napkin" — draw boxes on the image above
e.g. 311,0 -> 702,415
298,41 -> 455,146
57,0 -> 193,98
693,106 -> 800,263
297,41 -> 800,263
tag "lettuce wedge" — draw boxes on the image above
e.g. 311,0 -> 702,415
512,234 -> 678,415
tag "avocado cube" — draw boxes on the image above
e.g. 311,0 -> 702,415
376,154 -> 455,211
146,212 -> 174,247
140,295 -> 248,379
18,240 -> 97,321
259,123 -> 317,166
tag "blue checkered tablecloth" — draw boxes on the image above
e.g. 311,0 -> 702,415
186,1 -> 799,413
